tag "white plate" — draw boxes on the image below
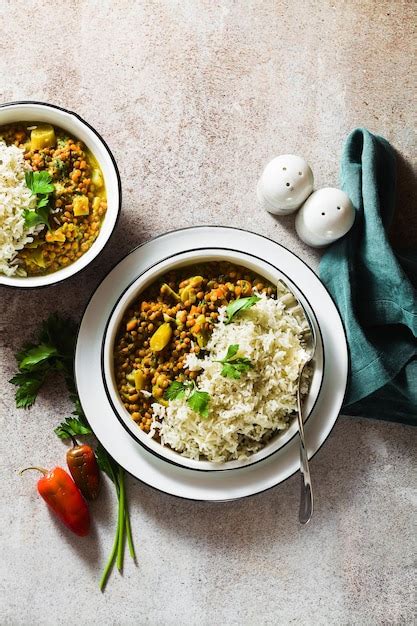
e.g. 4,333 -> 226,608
75,226 -> 348,501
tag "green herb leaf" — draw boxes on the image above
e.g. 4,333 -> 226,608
164,380 -> 188,400
225,296 -> 261,324
25,170 -> 55,195
9,371 -> 46,408
18,343 -> 58,370
24,170 -> 55,229
215,344 -> 253,379
23,205 -> 50,229
24,170 -> 34,191
220,363 -> 241,379
54,417 -> 92,439
165,380 -> 209,417
11,315 -> 78,408
39,314 -> 78,367
187,390 -> 210,417
223,344 -> 239,360
220,361 -> 252,379
36,195 -> 49,209
15,342 -> 36,364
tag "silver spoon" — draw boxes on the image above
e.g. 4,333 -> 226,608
296,323 -> 316,524
276,281 -> 316,524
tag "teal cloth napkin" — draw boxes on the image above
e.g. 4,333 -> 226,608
319,128 -> 417,426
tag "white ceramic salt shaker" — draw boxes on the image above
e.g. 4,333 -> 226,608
257,154 -> 314,215
295,187 -> 355,248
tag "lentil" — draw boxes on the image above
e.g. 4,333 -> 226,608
113,262 -> 276,433
0,122 -> 107,276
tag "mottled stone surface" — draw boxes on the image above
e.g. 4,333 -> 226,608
0,1 -> 416,624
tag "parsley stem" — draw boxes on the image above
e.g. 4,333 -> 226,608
99,528 -> 118,592
125,504 -> 136,561
112,460 -> 135,561
108,460 -> 120,494
99,466 -> 135,589
116,467 -> 126,572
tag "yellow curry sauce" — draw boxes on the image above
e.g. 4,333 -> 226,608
0,123 -> 107,275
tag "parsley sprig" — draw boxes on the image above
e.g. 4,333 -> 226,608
54,414 -> 92,439
10,315 -> 76,408
225,295 -> 261,324
24,170 -> 55,229
165,380 -> 210,418
10,314 -> 136,591
215,344 -> 253,379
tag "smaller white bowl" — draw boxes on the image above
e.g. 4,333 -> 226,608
0,101 -> 121,288
102,248 -> 324,472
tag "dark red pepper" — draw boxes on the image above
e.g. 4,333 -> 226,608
20,466 -> 90,536
64,433 -> 100,501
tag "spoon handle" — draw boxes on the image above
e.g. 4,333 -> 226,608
297,369 -> 314,525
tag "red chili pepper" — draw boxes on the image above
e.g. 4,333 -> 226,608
20,466 -> 90,537
64,433 -> 100,501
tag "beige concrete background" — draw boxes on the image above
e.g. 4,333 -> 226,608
0,1 -> 416,624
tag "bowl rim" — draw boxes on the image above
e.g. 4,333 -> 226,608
0,100 -> 122,289
101,245 -> 325,472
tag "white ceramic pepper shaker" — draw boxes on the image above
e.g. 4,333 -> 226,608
257,154 -> 314,215
295,187 -> 355,248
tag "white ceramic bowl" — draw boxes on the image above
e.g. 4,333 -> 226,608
0,101 -> 121,288
102,248 -> 324,472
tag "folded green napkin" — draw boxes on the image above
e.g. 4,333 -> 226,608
319,128 -> 417,426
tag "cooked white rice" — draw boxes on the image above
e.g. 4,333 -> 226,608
151,291 -> 311,463
0,140 -> 38,276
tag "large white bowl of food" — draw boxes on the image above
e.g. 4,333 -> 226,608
0,101 -> 121,287
102,248 -> 324,471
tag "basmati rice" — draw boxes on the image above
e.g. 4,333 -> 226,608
151,291 -> 311,462
0,140 -> 38,276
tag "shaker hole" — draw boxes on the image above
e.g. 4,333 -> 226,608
286,182 -> 290,187
321,212 -> 325,216
298,171 -> 302,176
282,167 -> 287,171
337,206 -> 341,210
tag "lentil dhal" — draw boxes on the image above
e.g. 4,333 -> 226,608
113,262 -> 276,433
0,122 -> 107,276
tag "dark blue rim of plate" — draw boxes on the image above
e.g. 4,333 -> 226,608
100,245 -> 326,472
75,226 -> 350,501
0,100 -> 122,290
